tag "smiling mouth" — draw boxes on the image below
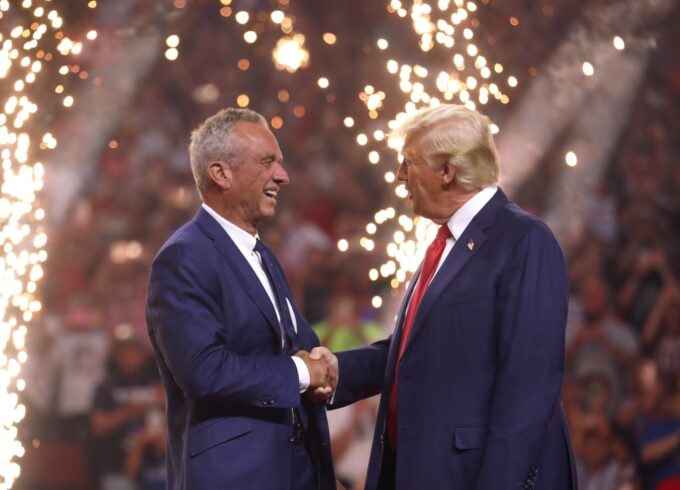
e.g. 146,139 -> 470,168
263,189 -> 278,199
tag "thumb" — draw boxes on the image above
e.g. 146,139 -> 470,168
309,346 -> 328,360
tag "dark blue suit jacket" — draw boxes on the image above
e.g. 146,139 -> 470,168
332,190 -> 577,490
146,208 -> 335,489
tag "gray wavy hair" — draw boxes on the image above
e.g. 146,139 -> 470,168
189,107 -> 267,198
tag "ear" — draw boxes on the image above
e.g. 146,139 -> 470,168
440,160 -> 456,186
207,161 -> 231,191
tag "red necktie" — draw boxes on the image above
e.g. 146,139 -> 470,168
388,224 -> 452,447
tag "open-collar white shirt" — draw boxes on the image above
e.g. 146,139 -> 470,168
436,185 -> 498,275
411,185 -> 498,298
201,203 -> 310,392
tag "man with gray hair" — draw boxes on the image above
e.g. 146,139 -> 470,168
146,107 -> 338,489
323,104 -> 578,489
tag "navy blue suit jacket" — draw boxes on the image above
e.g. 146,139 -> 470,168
332,190 -> 577,490
146,208 -> 335,489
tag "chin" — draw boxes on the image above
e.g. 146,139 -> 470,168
411,201 -> 425,216
412,204 -> 435,220
258,204 -> 277,221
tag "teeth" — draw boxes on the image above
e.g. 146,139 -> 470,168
264,190 -> 277,198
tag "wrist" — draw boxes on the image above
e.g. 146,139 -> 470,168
291,355 -> 310,393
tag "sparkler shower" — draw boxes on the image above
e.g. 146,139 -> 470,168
1,1 -> 678,486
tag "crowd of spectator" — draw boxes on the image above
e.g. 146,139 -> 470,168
557,14 -> 680,488
13,1 -> 680,489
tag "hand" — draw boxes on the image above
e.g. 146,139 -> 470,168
125,400 -> 149,420
310,346 -> 338,402
295,348 -> 338,403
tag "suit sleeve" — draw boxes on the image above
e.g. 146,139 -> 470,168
330,338 -> 391,409
475,224 -> 568,489
146,242 -> 301,409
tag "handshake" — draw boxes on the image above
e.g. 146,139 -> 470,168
295,347 -> 338,403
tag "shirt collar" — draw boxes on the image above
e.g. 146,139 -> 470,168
201,203 -> 258,255
446,186 -> 498,241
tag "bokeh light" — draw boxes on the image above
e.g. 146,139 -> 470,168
0,0 -> 87,485
272,34 -> 310,73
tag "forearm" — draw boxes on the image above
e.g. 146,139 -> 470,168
331,339 -> 390,409
124,437 -> 146,478
641,312 -> 663,345
155,334 -> 302,408
148,247 -> 302,408
641,432 -> 680,463
617,273 -> 641,310
90,408 -> 132,439
642,295 -> 668,345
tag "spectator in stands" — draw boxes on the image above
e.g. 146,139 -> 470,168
640,387 -> 680,490
576,418 -> 637,490
89,326 -> 161,490
47,294 -> 109,444
123,385 -> 168,490
315,292 -> 383,489
16,2 -> 680,488
642,279 -> 680,377
313,292 -> 383,352
618,243 -> 674,331
566,273 -> 640,411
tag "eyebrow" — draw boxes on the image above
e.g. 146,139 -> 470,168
260,154 -> 282,164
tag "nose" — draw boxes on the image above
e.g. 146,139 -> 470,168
274,162 -> 289,185
396,160 -> 407,181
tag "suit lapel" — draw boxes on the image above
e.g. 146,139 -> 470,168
192,209 -> 283,345
401,189 -> 508,355
383,266 -> 421,387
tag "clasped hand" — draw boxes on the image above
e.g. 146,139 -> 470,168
294,347 -> 338,403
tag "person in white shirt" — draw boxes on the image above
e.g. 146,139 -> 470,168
146,107 -> 338,489
319,104 -> 577,490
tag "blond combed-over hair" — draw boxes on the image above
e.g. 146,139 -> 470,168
390,104 -> 500,191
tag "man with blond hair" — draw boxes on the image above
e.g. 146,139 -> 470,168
322,104 -> 577,489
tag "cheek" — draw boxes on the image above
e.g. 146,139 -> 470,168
413,176 -> 432,198
409,173 -> 423,192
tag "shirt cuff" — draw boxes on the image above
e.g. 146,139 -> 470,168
291,356 -> 310,393
328,377 -> 338,406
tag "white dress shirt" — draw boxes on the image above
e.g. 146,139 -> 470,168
409,186 -> 498,303
201,203 -> 310,392
436,185 -> 498,276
